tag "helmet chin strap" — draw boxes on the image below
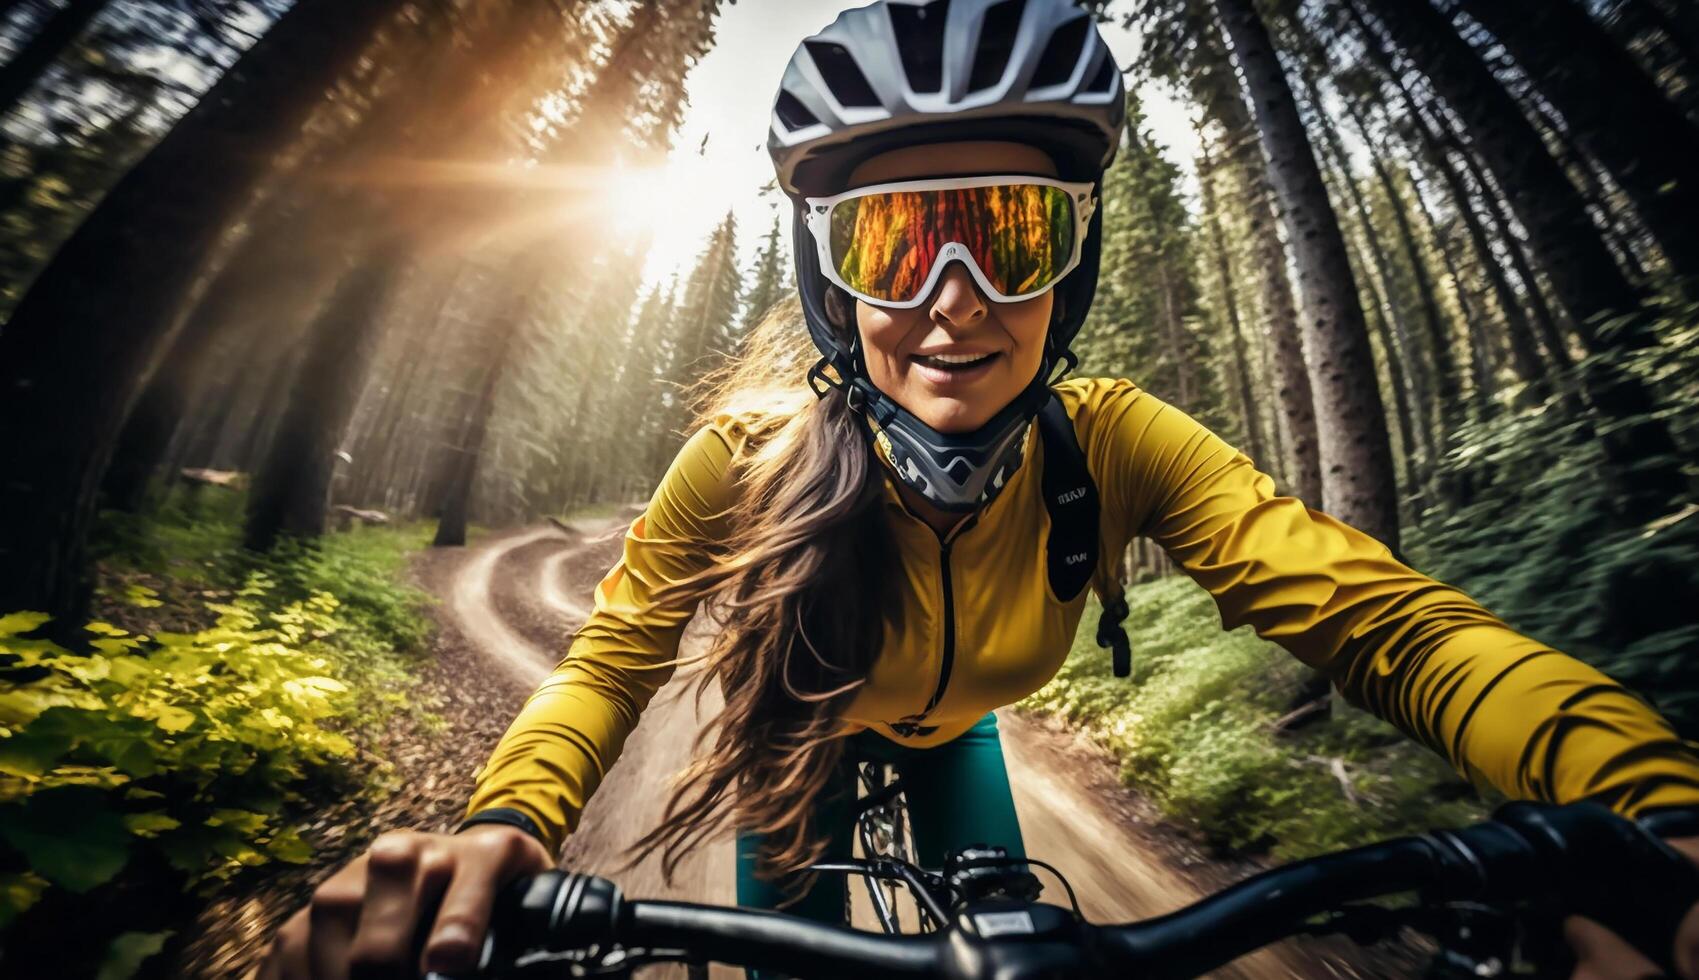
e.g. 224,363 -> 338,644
814,334 -> 1073,514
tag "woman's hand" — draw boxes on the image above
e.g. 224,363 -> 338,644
1565,836 -> 1699,979
257,824 -> 553,980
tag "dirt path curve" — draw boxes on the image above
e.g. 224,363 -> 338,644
440,518 -> 736,978
177,517 -> 1407,979
434,520 -> 1403,979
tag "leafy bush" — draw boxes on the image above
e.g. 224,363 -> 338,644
0,495 -> 438,975
1408,303 -> 1699,733
1021,579 -> 1483,860
94,487 -> 436,657
0,575 -> 354,928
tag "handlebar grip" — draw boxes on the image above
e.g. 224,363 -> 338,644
478,870 -> 626,969
1441,802 -> 1699,976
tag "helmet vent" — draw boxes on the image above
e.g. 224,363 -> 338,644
1029,15 -> 1088,89
1085,49 -> 1118,93
889,0 -> 948,93
804,40 -> 881,108
968,0 -> 1025,92
774,90 -> 821,131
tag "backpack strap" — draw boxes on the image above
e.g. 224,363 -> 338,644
1035,394 -> 1132,677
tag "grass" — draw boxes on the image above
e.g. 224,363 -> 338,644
91,487 -> 441,730
1020,577 -> 1486,861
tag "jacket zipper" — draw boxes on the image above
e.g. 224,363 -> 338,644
917,537 -> 956,720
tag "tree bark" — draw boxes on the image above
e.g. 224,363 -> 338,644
1400,160 -> 1500,417
1198,138 -> 1267,467
348,264 -> 465,505
1214,0 -> 1401,549
1366,35 -> 1551,401
1297,65 -> 1437,480
103,202 -> 324,508
1373,0 -> 1639,327
1210,81 -> 1322,507
1346,98 -> 1465,442
0,0 -> 405,618
245,244 -> 404,551
1461,0 -> 1699,285
433,289 -> 526,547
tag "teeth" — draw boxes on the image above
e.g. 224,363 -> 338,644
918,352 -> 994,367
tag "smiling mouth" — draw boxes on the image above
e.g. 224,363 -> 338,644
913,351 -> 999,370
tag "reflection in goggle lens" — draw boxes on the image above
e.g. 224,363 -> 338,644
828,183 -> 1076,303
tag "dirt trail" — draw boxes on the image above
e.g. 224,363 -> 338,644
430,519 -> 1402,979
176,516 -> 1408,978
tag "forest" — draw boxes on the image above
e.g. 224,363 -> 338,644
0,0 -> 1694,976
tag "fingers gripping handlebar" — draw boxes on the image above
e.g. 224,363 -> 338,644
1433,802 -> 1699,974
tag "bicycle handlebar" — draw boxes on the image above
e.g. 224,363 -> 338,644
451,802 -> 1699,979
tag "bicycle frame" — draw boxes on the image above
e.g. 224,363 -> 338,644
849,761 -> 938,933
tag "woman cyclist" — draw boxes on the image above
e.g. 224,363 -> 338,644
261,2 -> 1699,977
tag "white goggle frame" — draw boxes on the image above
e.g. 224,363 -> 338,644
803,173 -> 1098,309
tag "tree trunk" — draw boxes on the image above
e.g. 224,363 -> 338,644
433,292 -> 526,547
1444,112 -> 1576,371
1369,0 -> 1686,514
1346,228 -> 1423,506
1461,0 -> 1699,285
0,0 -> 404,618
1298,66 -> 1438,481
244,243 -> 405,551
1365,31 -> 1551,402
1400,160 -> 1500,417
1214,0 -> 1400,548
1347,99 -> 1464,441
103,203 -> 320,509
1211,85 -> 1322,506
1198,139 -> 1267,466
0,0 -> 109,120
1608,0 -> 1699,120
348,284 -> 458,505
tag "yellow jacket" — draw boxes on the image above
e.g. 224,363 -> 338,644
466,377 -> 1699,857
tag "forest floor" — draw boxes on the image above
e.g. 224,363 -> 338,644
170,517 -> 1423,979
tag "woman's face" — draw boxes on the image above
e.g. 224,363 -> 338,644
846,142 -> 1057,434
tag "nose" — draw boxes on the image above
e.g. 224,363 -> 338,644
926,261 -> 987,329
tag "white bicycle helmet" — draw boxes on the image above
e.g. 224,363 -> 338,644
768,0 -> 1127,511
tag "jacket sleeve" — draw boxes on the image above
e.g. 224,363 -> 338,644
462,423 -> 739,857
1080,377 -> 1699,816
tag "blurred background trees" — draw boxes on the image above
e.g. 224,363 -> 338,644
0,0 -> 1694,971
0,0 -> 1688,711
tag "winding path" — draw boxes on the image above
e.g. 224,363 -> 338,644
431,519 -> 1393,979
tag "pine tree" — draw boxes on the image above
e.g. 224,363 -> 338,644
0,0 -> 411,617
740,211 -> 788,333
1212,0 -> 1400,551
669,209 -> 743,388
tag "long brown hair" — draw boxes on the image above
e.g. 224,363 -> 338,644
624,286 -> 899,895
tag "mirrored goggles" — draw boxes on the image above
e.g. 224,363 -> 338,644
804,174 -> 1098,309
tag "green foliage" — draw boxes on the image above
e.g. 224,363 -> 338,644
0,495 -> 438,942
1408,304 -> 1699,733
94,487 -> 436,660
0,577 -> 357,926
1021,578 -> 1483,860
1074,90 -> 1232,435
97,931 -> 174,980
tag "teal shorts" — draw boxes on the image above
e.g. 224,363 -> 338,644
734,711 -> 1025,946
